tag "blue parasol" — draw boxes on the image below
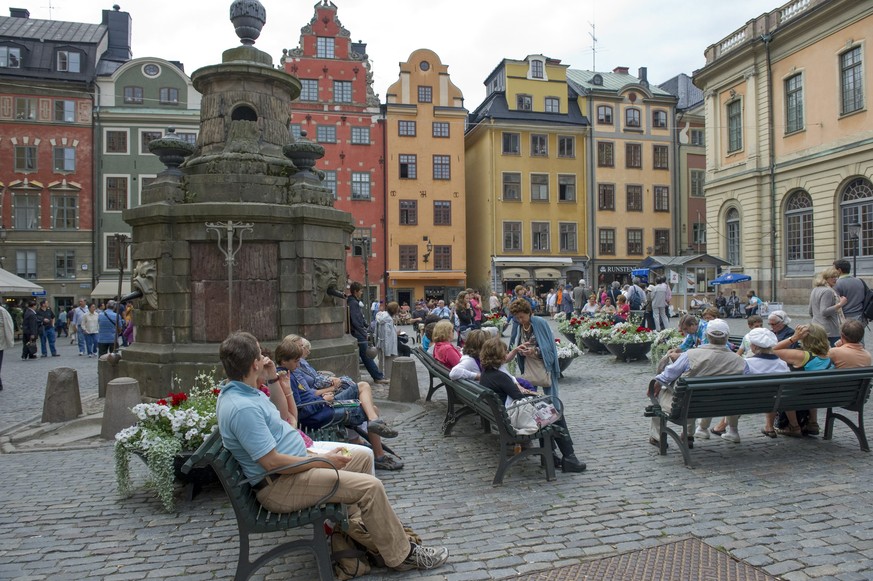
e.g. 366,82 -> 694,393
709,272 -> 752,286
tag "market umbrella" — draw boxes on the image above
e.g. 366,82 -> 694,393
709,272 -> 752,286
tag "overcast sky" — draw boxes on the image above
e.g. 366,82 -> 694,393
25,0 -> 779,107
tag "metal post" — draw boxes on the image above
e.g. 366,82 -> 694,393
114,233 -> 130,344
362,237 -> 371,325
206,221 -> 254,334
849,222 -> 862,277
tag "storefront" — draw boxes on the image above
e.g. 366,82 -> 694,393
386,271 -> 467,305
492,256 -> 587,295
595,263 -> 636,287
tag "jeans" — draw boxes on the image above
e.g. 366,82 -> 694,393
84,333 -> 98,356
653,307 -> 669,331
40,327 -> 58,356
357,340 -> 383,381
77,327 -> 86,355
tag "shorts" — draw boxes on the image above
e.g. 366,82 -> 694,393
331,405 -> 367,428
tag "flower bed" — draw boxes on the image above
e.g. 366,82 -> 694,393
577,319 -> 614,340
649,328 -> 685,369
602,322 -> 656,345
482,313 -> 507,331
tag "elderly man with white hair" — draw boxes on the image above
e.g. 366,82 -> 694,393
767,310 -> 795,342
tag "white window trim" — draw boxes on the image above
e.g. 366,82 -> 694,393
527,57 -> 548,81
103,128 -> 129,155
104,174 -> 130,214
104,231 -> 132,272
503,220 -> 523,252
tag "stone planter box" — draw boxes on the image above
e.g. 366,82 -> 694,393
603,341 -> 652,362
580,336 -> 609,354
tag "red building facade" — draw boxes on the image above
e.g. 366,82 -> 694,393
282,1 -> 385,300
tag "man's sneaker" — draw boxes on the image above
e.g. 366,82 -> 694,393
721,431 -> 741,443
694,428 -> 710,440
374,455 -> 404,471
368,418 -> 398,438
394,544 -> 449,571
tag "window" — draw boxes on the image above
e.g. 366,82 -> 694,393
334,81 -> 352,103
626,185 -> 643,211
351,172 -> 371,200
532,222 -> 550,251
692,223 -> 707,245
517,94 -> 532,111
106,234 -> 131,271
653,145 -> 669,169
840,46 -> 864,115
141,130 -> 162,154
290,124 -> 303,140
57,50 -> 80,73
106,130 -> 128,154
503,173 -> 521,201
55,251 -> 76,278
726,208 -> 740,264
625,108 -> 641,128
123,86 -> 143,104
351,228 -> 372,257
558,175 -> 575,202
351,126 -> 370,144
434,246 -> 452,270
13,194 -> 39,230
54,100 -> 75,123
15,97 -> 36,120
399,200 -> 418,225
434,200 -> 451,225
106,177 -> 128,211
531,60 -> 544,79
785,73 -> 804,133
598,184 -> 615,210
839,178 -> 873,260
16,250 -> 36,279
159,87 -> 179,104
323,170 -> 337,197
654,186 -> 669,211
399,154 -> 417,179
316,125 -> 336,143
0,46 -> 21,68
545,97 -> 559,113
531,134 -> 548,156
597,142 -> 614,167
432,122 -> 449,137
690,129 -> 705,146
558,136 -> 575,158
654,229 -> 671,255
299,79 -> 318,101
53,147 -> 75,172
316,37 -> 335,59
627,229 -> 643,255
689,170 -> 705,198
626,143 -> 641,168
559,223 -> 577,252
14,146 -> 37,171
418,86 -> 432,103
177,132 -> 197,145
599,229 -> 615,255
399,120 -> 416,136
433,155 -> 451,180
502,132 -> 520,154
399,245 -> 417,270
531,174 -> 549,201
504,222 -> 521,251
652,110 -> 667,128
727,100 -> 743,152
597,105 -> 613,124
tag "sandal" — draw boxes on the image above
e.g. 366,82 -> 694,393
760,429 -> 777,439
776,424 -> 803,438
805,422 -> 820,436
710,427 -> 726,436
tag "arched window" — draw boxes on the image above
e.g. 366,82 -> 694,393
726,208 -> 740,265
784,190 -> 814,275
840,178 -> 873,264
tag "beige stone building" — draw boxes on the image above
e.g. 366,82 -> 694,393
694,0 -> 873,303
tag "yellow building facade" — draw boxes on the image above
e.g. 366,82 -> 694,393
465,56 -> 589,295
384,49 -> 467,304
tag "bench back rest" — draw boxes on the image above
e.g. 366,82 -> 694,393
674,368 -> 873,419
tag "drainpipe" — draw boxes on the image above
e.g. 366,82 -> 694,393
762,33 -> 778,301
586,92 -> 596,286
91,82 -> 101,295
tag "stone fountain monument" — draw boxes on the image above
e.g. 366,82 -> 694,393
119,0 -> 357,398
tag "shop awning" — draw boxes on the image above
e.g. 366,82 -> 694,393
494,256 -> 574,268
91,280 -> 131,299
502,268 -> 530,280
534,268 -> 562,280
0,268 -> 45,295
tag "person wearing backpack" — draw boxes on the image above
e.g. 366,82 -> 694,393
833,259 -> 867,323
627,277 -> 644,312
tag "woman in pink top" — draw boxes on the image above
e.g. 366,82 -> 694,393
431,320 -> 461,368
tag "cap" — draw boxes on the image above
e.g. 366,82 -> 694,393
705,318 -> 730,338
748,327 -> 778,348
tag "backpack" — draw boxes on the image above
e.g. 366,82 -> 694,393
861,279 -> 873,323
628,286 -> 643,310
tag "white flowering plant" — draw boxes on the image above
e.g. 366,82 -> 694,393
481,312 -> 507,331
554,337 -> 583,359
602,322 -> 657,345
577,319 -> 614,339
649,328 -> 685,368
114,371 -> 220,512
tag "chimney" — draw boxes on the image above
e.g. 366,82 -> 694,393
102,7 -> 132,61
9,7 -> 30,18
613,66 -> 629,75
638,67 -> 649,87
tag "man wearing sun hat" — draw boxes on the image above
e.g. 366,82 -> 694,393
648,319 -> 745,448
745,327 -> 790,439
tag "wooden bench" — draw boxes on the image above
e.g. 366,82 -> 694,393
181,430 -> 348,581
646,367 -> 873,467
412,347 -> 563,485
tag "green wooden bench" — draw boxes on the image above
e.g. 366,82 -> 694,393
412,347 -> 564,485
645,367 -> 873,467
181,430 -> 348,581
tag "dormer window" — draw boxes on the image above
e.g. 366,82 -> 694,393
57,50 -> 81,73
531,60 -> 543,79
0,46 -> 21,68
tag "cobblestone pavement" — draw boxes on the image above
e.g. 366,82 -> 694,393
1,313 -> 873,580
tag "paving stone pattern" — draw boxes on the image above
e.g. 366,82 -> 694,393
1,315 -> 873,580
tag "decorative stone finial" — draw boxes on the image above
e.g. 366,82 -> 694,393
229,0 -> 266,46
148,127 -> 195,176
283,130 -> 324,175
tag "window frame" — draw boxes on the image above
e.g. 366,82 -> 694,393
599,228 -> 616,256
530,134 -> 548,157
598,183 -> 615,211
727,99 -> 743,153
333,80 -> 352,103
351,172 -> 371,200
432,122 -> 449,138
316,36 -> 335,59
140,130 -> 163,155
316,125 -> 337,144
840,46 -> 864,116
652,110 -> 667,128
558,174 -> 576,202
433,155 -> 451,180
159,87 -> 179,105
530,174 -> 549,202
15,97 -> 36,120
123,86 -> 143,105
531,60 -> 544,79
299,79 -> 319,102
51,195 -> 78,230
16,249 -> 37,279
516,94 -> 533,111
54,99 -> 75,123
627,229 -> 643,255
597,141 -> 614,167
57,50 -> 81,73
350,126 -> 370,145
690,170 -> 705,197
502,172 -> 521,201
399,199 -> 418,225
559,222 -> 577,252
13,193 -> 39,230
784,73 -> 804,134
557,135 -> 575,158
0,45 -> 21,68
626,185 -> 643,212
433,245 -> 452,270
654,186 -> 670,212
625,107 -> 641,129
544,96 -> 559,113
654,229 -> 671,255
322,169 -> 337,197
398,120 -> 417,136
726,208 -> 741,264
597,105 -> 613,125
531,222 -> 550,251
503,221 -> 522,252
417,85 -> 433,103
52,146 -> 75,172
105,129 -> 129,154
14,145 -> 37,172
653,145 -> 669,169
399,245 -> 418,270
502,132 -> 520,155
433,200 -> 451,225
399,154 -> 417,179
55,250 -> 76,279
105,175 -> 129,213
625,143 -> 642,169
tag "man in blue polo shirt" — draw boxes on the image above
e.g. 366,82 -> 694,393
216,331 -> 448,572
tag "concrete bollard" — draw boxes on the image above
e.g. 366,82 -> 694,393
388,357 -> 419,403
101,377 -> 142,440
41,368 -> 83,423
97,352 -> 122,398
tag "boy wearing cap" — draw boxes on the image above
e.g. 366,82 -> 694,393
744,328 -> 790,439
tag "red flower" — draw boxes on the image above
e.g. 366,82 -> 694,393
169,392 -> 188,407
212,388 -> 221,396
156,399 -> 168,406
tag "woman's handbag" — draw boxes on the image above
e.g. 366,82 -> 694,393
26,340 -> 37,356
521,354 -> 551,387
506,396 -> 562,435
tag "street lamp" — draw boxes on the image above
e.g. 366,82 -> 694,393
848,221 -> 862,277
421,239 -> 433,265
